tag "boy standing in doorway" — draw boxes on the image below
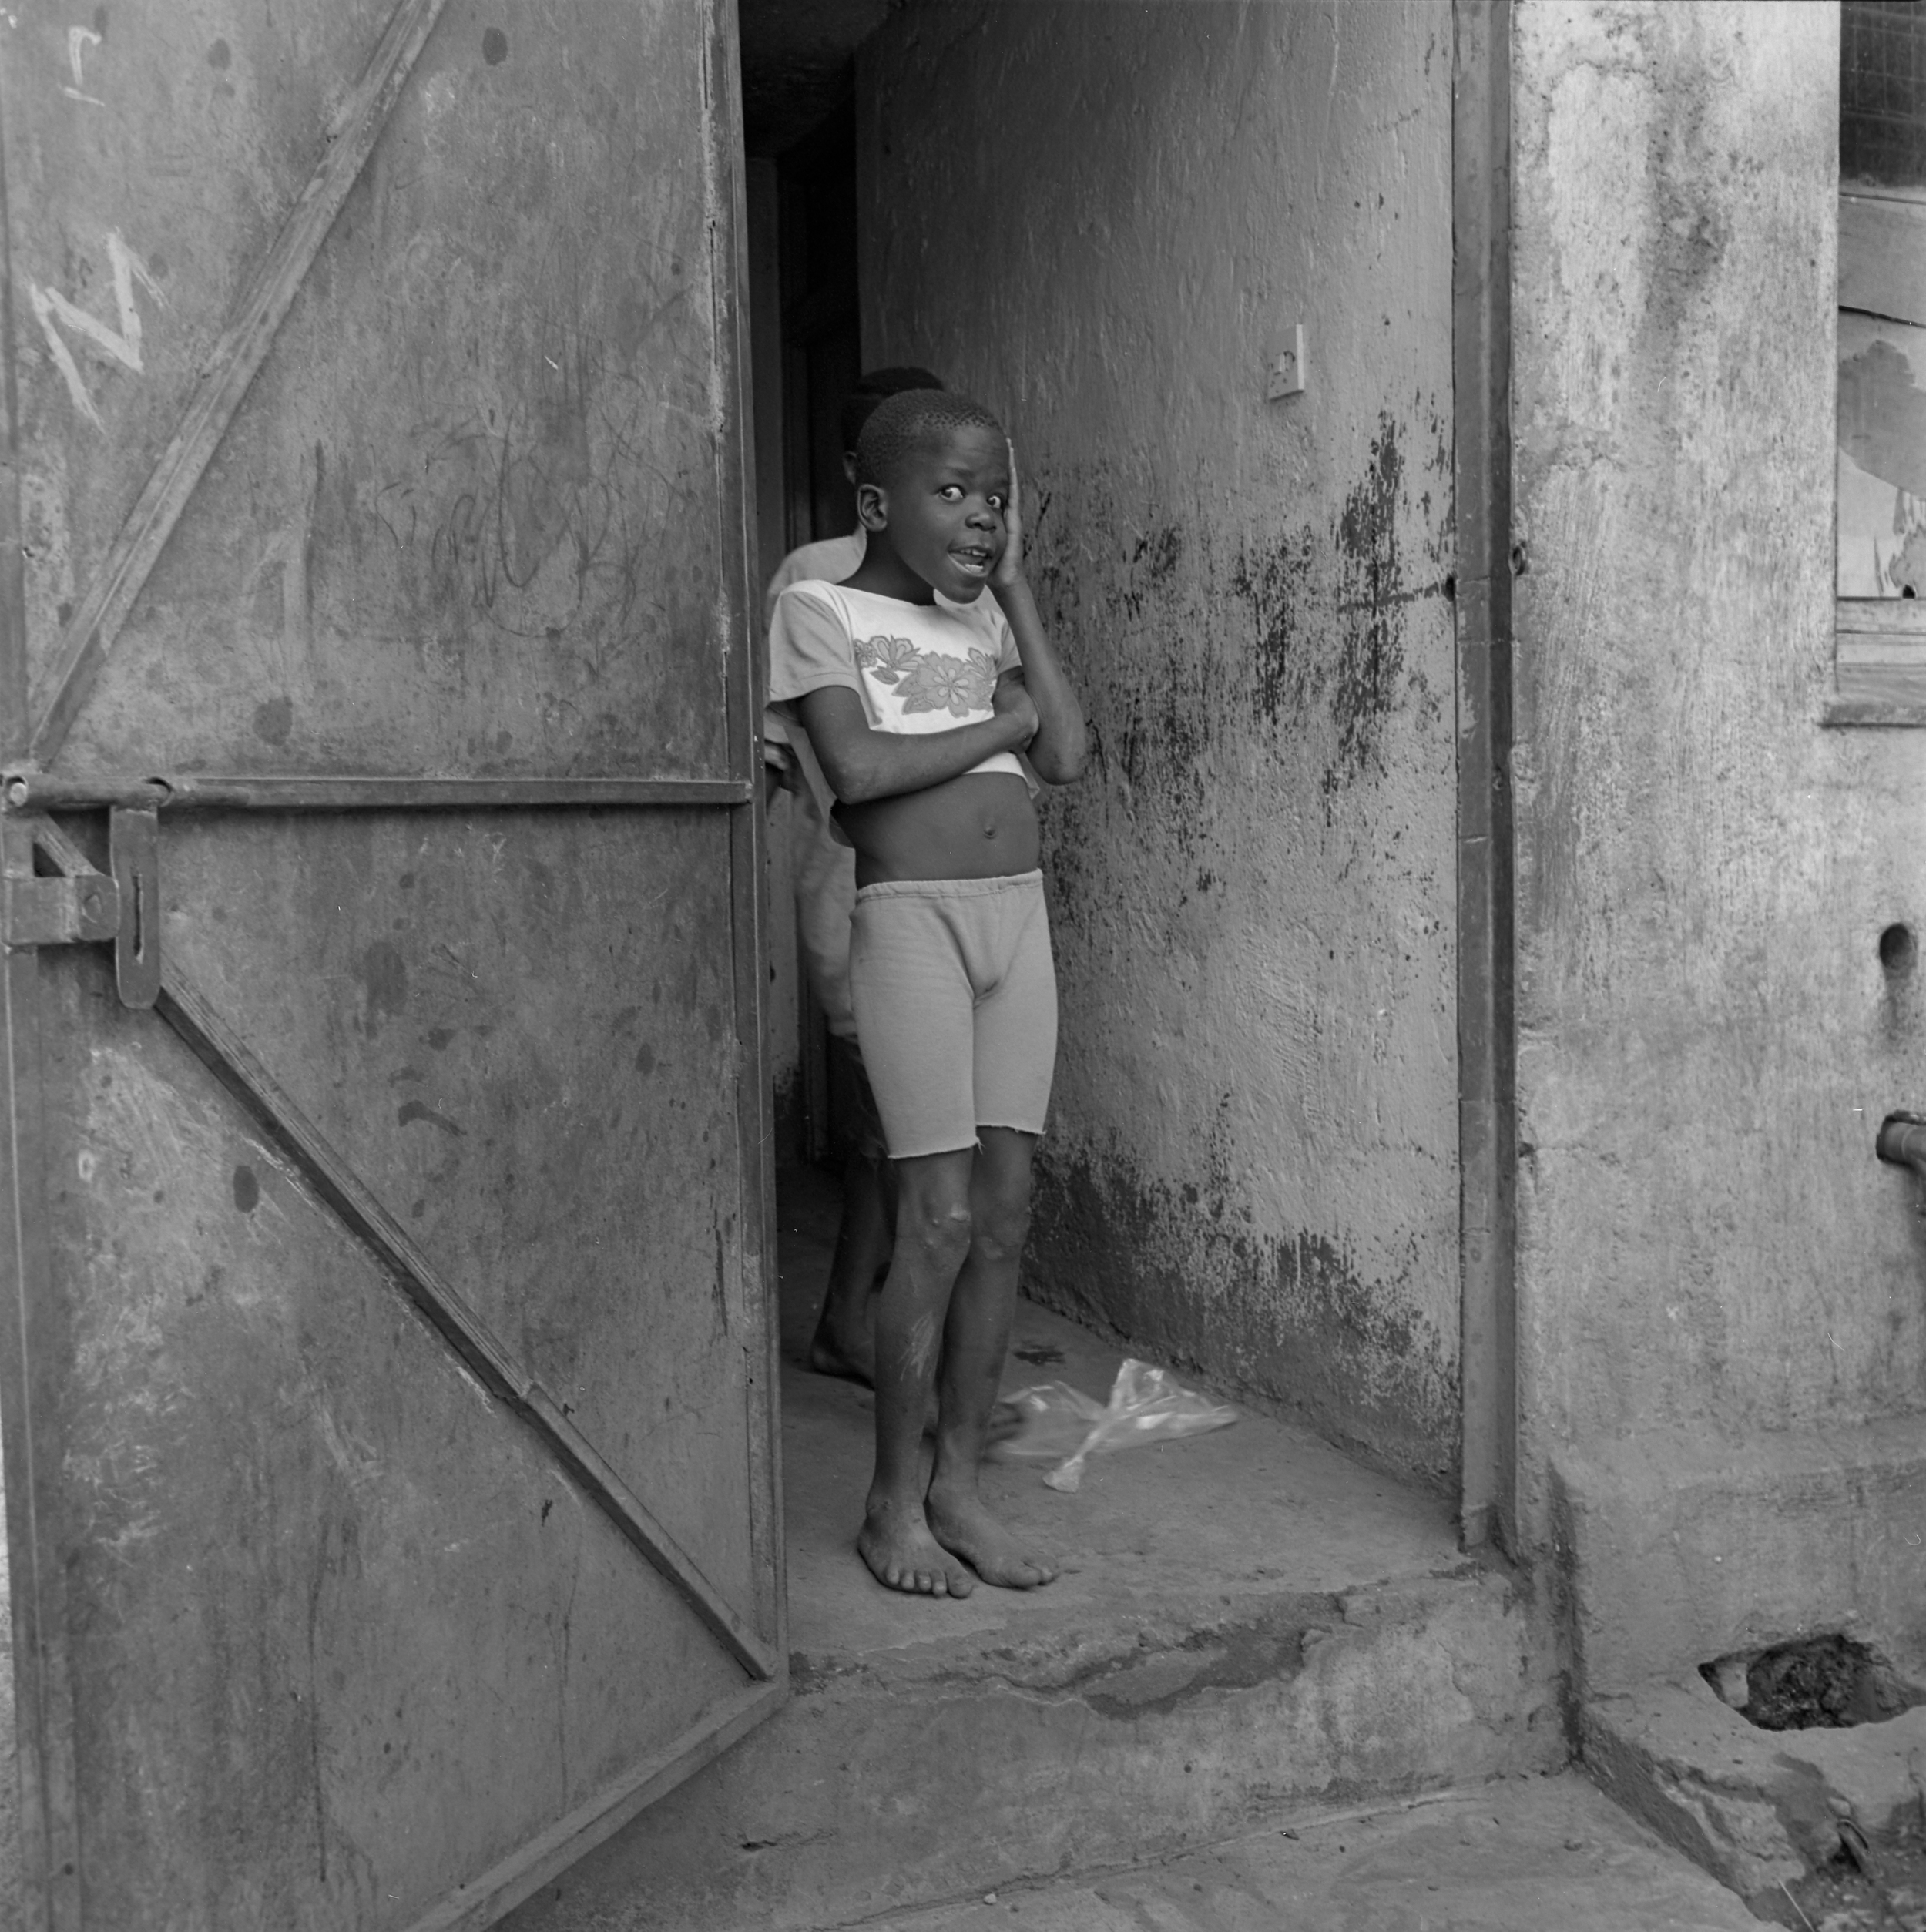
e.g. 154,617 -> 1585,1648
764,367 -> 945,1384
768,391 -> 1087,1598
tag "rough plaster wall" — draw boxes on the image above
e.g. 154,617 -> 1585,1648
857,1 -> 1459,1481
1513,4 -> 1926,1531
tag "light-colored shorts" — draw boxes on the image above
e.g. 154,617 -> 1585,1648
847,870 -> 1058,1159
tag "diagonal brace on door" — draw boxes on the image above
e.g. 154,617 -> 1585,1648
27,0 -> 450,766
27,814 -> 777,1684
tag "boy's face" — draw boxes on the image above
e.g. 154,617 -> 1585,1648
864,424 -> 1008,602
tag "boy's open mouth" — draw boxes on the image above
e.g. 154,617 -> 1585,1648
951,545 -> 995,576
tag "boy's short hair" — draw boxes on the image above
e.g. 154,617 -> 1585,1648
855,390 -> 1005,491
840,366 -> 945,456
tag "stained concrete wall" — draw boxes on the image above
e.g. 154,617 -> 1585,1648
1513,3 -> 1926,1672
857,1 -> 1460,1483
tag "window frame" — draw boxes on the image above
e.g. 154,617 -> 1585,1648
1829,5 -> 1926,721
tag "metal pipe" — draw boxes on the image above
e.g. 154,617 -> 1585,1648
1876,1113 -> 1926,1177
2,773 -> 753,813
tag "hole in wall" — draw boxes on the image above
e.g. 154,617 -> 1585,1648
1880,923 -> 1917,974
1700,1635 -> 1925,1731
1904,585 -> 1918,599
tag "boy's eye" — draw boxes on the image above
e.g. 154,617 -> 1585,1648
988,495 -> 1005,512
938,485 -> 964,501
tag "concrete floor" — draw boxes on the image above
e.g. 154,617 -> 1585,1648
775,1167 -> 1485,1660
506,1170 -> 1559,1931
847,1775 -> 1765,1932
767,1167 -> 1767,1932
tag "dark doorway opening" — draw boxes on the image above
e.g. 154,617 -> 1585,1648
778,96 -> 861,562
753,79 -> 865,1166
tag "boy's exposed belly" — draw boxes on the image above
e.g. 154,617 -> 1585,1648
837,771 -> 1040,887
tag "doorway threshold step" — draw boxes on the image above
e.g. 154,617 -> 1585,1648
504,1172 -> 1562,1932
840,1773 -> 1762,1932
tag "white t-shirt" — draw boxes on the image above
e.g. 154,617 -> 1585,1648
762,533 -> 867,757
763,531 -> 867,632
767,579 -> 1030,844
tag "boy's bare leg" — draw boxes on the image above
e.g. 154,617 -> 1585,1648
858,1147 -> 978,1596
807,1149 -> 893,1383
925,1127 -> 1058,1589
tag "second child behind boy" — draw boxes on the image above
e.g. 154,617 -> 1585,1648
768,390 -> 1087,1597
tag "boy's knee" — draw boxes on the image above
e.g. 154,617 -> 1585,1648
902,1194 -> 973,1268
972,1196 -> 1031,1264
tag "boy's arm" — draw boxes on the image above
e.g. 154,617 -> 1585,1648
797,682 -> 1038,806
990,448 -> 1088,786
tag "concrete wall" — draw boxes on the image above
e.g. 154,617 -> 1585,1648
857,1 -> 1460,1484
1512,2 -> 1926,1669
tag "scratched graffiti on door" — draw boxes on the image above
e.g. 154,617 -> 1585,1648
29,230 -> 166,431
369,304 -> 698,669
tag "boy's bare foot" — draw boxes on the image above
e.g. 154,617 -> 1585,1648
926,1490 -> 1057,1590
858,1498 -> 977,1596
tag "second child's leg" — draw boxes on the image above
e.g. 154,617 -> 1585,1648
807,1147 -> 893,1383
925,1127 -> 1058,1590
858,1147 -> 978,1596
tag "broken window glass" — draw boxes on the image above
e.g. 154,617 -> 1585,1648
1840,3 -> 1926,602
1844,0 -> 1926,191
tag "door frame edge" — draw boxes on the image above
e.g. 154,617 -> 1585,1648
1451,0 -> 1519,1557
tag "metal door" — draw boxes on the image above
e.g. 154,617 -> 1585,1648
0,2 -> 783,1926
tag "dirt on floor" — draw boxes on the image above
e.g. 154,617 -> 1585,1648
1788,1825 -> 1926,1932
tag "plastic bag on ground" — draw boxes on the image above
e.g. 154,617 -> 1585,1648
995,1357 -> 1238,1491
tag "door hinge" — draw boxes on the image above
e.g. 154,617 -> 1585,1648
2,806 -> 160,1008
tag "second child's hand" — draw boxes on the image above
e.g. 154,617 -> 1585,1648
992,438 -> 1025,591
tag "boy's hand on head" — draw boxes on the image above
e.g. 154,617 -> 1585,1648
993,669 -> 1039,746
991,439 -> 1024,589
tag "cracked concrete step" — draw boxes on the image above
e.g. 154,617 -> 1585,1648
505,1283 -> 1563,1932
1584,1677 -> 1926,1919
841,1774 -> 1763,1932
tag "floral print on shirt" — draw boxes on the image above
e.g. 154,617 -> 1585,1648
854,635 -> 1001,719
854,633 -> 921,686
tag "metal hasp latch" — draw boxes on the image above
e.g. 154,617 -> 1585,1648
1,797 -> 161,1008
